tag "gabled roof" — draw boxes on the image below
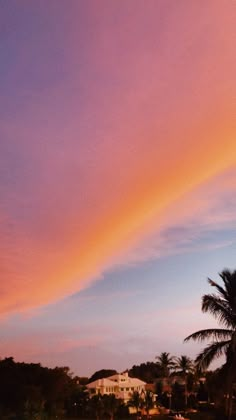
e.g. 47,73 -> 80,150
109,373 -> 146,385
87,378 -> 117,388
87,373 -> 146,389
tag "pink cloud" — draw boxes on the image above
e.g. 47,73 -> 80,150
1,1 -> 236,315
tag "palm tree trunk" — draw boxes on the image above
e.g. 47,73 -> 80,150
228,394 -> 233,420
225,393 -> 229,416
226,353 -> 236,420
225,370 -> 233,420
184,374 -> 188,408
169,392 -> 172,411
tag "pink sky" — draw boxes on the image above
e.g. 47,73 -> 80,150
0,0 -> 236,374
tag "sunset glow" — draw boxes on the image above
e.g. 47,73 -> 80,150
1,0 -> 236,374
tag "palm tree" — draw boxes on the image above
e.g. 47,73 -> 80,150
174,355 -> 194,408
88,394 -> 103,420
102,394 -> 120,420
129,391 -> 142,419
143,390 -> 154,418
184,270 -> 236,420
156,352 -> 176,378
156,352 -> 176,410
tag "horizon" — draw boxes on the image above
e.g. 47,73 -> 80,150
1,0 -> 236,377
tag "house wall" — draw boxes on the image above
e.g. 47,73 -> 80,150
87,373 -> 146,402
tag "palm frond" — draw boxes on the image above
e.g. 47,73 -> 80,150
155,352 -> 176,366
195,340 -> 231,371
174,355 -> 194,375
185,269 -> 236,374
220,270 -> 236,309
202,294 -> 235,328
184,328 -> 232,343
155,352 -> 176,376
208,278 -> 227,299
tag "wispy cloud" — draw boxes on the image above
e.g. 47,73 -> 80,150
0,1 -> 235,315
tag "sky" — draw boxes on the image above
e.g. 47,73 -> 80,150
0,0 -> 236,376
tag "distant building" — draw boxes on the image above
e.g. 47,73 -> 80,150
87,372 -> 146,402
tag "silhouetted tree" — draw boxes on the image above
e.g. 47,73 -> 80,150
184,270 -> 236,420
87,394 -> 103,420
103,394 -> 121,420
156,352 -> 176,378
142,390 -> 154,418
174,355 -> 194,407
88,369 -> 117,383
0,358 -> 79,418
129,361 -> 160,383
129,391 -> 142,419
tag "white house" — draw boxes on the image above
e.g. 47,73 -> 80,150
87,372 -> 146,402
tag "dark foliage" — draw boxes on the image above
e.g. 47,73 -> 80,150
88,369 -> 117,383
128,362 -> 160,383
0,357 -> 79,418
184,269 -> 236,419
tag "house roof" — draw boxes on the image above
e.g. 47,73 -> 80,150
109,373 -> 146,385
87,373 -> 146,388
87,378 -> 117,388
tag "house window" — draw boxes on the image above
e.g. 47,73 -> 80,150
126,388 -> 129,391
121,388 -> 124,391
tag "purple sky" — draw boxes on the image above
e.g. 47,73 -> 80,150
0,1 -> 236,376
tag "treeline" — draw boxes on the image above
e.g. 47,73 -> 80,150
0,358 -> 130,419
128,361 -> 161,383
0,356 -> 231,419
0,357 -> 80,419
